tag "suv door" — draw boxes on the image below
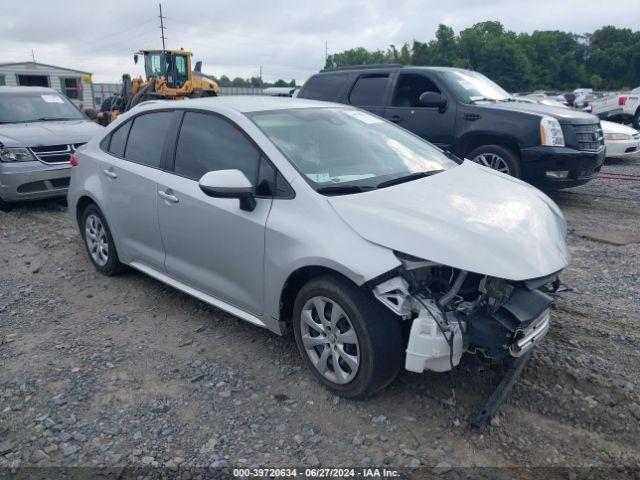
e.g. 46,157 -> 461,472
384,72 -> 456,149
99,111 -> 176,270
156,110 -> 273,316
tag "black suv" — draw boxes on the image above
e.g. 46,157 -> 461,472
298,65 -> 605,189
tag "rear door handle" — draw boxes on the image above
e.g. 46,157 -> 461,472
102,168 -> 117,179
389,115 -> 403,123
158,190 -> 179,203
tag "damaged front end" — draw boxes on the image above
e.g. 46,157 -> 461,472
372,253 -> 557,373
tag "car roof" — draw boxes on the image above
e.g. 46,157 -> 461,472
317,65 -> 467,74
0,86 -> 59,95
137,95 -> 341,113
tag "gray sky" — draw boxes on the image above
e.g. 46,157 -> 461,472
1,0 -> 639,84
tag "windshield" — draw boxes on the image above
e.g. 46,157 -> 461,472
439,70 -> 511,103
248,107 -> 458,192
0,92 -> 84,123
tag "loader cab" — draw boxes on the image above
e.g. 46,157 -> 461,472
139,50 -> 191,89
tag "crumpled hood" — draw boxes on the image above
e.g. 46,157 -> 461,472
328,161 -> 569,281
0,120 -> 102,148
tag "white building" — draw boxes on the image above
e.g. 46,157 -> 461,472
0,61 -> 94,110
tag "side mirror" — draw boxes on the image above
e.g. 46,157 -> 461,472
83,108 -> 98,120
418,91 -> 447,112
198,169 -> 256,211
133,53 -> 139,64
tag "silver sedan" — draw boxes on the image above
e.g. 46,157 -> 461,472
68,96 -> 568,398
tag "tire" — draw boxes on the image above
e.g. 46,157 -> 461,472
467,144 -> 522,178
292,274 -> 403,399
632,109 -> 640,130
81,204 -> 127,276
0,196 -> 11,212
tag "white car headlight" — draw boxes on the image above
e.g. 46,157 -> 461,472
540,116 -> 565,147
604,132 -> 632,141
0,147 -> 37,163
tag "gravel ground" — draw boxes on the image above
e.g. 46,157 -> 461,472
1,155 -> 639,477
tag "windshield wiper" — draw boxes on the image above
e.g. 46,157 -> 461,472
316,185 -> 375,196
470,97 -> 499,103
34,117 -> 76,122
376,170 -> 443,189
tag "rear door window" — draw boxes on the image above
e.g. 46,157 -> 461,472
300,73 -> 350,101
349,75 -> 389,107
173,111 -> 261,183
124,111 -> 174,168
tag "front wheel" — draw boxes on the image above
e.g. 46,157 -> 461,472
292,275 -> 403,399
468,144 -> 522,178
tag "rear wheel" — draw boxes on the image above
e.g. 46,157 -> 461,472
468,144 -> 521,178
632,109 -> 640,130
292,275 -> 403,398
81,204 -> 127,276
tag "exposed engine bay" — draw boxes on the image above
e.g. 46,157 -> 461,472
372,253 -> 557,373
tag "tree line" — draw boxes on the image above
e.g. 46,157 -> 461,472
324,22 -> 640,92
208,75 -> 297,89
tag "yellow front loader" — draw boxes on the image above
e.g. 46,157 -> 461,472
94,49 -> 219,125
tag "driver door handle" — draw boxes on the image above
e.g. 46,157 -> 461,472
102,168 -> 117,179
158,190 -> 179,203
389,115 -> 403,123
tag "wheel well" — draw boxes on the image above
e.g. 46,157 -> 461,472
75,196 -> 97,234
458,134 -> 520,159
278,266 -> 356,332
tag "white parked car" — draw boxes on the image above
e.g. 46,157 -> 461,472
601,120 -> 640,158
67,97 -> 569,398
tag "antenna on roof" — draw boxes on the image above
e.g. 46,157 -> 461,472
159,3 -> 167,50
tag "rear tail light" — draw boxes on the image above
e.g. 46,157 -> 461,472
70,154 -> 78,167
619,96 -> 628,106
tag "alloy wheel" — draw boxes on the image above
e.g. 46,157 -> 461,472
300,296 -> 360,385
85,214 -> 109,266
472,153 -> 511,174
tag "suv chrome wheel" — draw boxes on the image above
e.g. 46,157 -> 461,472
472,153 -> 511,174
85,214 -> 109,266
300,296 -> 360,385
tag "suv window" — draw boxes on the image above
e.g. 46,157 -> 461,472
124,111 -> 174,168
349,75 -> 389,107
392,73 -> 441,107
174,112 -> 261,183
300,73 -> 349,101
107,121 -> 132,157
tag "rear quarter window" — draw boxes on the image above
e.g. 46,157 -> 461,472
299,73 -> 350,101
106,121 -> 132,157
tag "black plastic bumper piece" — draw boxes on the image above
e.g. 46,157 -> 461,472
471,351 -> 532,431
520,145 -> 605,189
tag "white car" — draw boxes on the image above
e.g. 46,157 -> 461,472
601,120 -> 640,158
67,97 -> 568,398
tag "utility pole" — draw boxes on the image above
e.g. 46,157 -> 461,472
325,41 -> 328,64
259,65 -> 262,86
159,3 -> 167,50
31,49 -> 35,62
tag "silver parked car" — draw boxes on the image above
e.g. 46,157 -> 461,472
0,87 -> 103,209
68,97 -> 569,398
